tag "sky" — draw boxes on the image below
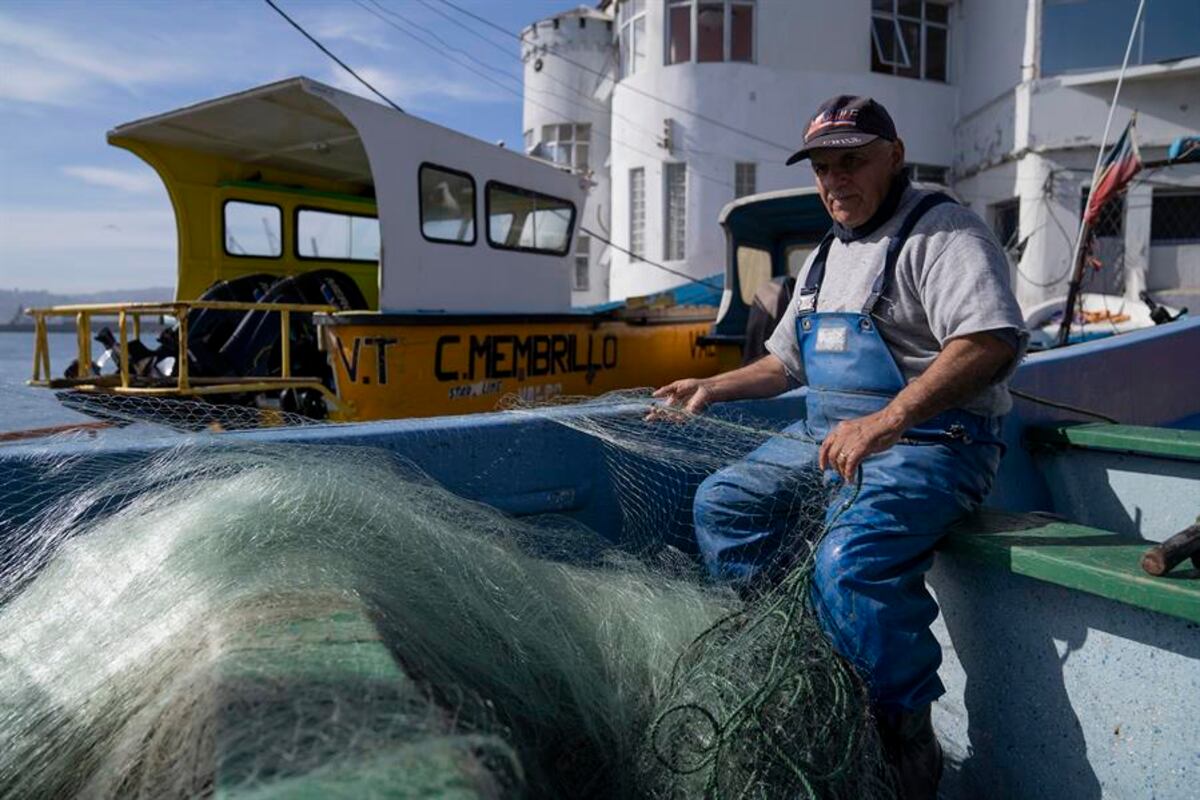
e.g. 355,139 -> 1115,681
1,0 -> 1196,294
0,0 -> 568,293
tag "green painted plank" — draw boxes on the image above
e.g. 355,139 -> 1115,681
1027,423 -> 1200,462
212,601 -> 508,799
947,513 -> 1200,624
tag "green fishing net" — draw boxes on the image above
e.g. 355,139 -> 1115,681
0,390 -> 894,798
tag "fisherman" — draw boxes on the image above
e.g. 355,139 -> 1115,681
655,95 -> 1027,798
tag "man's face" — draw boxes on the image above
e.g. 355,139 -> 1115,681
810,139 -> 905,228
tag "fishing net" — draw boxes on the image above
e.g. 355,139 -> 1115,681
0,390 -> 894,799
52,389 -> 325,432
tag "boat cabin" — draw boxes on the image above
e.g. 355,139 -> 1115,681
710,188 -> 832,344
108,77 -> 586,314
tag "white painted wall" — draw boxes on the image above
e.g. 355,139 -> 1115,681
954,0 -> 1027,115
522,8 -> 615,306
607,0 -> 957,299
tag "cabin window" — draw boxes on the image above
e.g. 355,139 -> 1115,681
296,209 -> 380,262
734,162 -> 756,198
871,0 -> 949,82
737,245 -> 771,305
223,200 -> 282,258
419,164 -> 477,245
664,162 -> 687,261
574,235 -> 591,291
485,182 -> 576,255
785,244 -> 814,277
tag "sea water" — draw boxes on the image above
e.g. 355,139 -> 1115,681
0,331 -> 93,432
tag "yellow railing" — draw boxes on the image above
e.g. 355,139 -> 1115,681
26,300 -> 348,415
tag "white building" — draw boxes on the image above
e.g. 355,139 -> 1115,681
521,6 -> 615,305
523,1 -> 1200,311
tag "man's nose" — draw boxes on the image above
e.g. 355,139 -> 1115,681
824,167 -> 853,189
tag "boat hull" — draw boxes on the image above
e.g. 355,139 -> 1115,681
321,311 -> 725,419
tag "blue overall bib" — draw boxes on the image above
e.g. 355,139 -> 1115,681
693,194 -> 1005,712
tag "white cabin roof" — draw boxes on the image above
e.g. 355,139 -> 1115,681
110,78 -> 372,185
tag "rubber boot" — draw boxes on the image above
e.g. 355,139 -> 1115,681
876,704 -> 943,800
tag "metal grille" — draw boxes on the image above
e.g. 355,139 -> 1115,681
1080,189 -> 1126,296
1150,189 -> 1200,244
574,235 -> 590,291
734,162 -> 756,198
664,162 -> 687,261
629,168 -> 645,261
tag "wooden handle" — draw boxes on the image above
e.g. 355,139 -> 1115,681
1141,524 -> 1200,576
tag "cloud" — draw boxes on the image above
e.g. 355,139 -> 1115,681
311,15 -> 393,51
325,65 -> 503,110
61,166 -> 162,195
0,13 -> 194,106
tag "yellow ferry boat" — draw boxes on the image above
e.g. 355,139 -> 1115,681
26,77 -> 728,422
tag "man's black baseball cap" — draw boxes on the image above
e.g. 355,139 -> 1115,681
785,95 -> 898,165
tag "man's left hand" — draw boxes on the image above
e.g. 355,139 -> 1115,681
818,409 -> 908,481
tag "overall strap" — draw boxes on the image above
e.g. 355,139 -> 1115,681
861,191 -> 957,315
797,232 -> 836,313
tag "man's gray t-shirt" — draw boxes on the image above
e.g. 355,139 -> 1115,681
765,186 -> 1028,417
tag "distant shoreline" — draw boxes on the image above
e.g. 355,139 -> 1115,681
0,323 -> 168,334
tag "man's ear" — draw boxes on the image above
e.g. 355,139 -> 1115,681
891,139 -> 906,173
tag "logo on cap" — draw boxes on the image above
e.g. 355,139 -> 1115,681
805,107 -> 861,142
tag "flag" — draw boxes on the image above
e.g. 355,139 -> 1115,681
1084,114 -> 1142,226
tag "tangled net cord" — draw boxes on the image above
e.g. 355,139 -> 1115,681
511,392 -> 894,799
650,471 -> 871,799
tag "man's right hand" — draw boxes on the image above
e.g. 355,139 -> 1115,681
652,378 -> 720,416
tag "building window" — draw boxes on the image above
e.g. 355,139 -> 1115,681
1080,189 -> 1124,239
991,198 -> 1020,251
1042,0 -> 1199,75
540,122 -> 591,171
1151,190 -> 1200,244
574,235 -> 591,291
871,0 -> 948,82
664,162 -> 687,261
224,200 -> 282,258
618,0 -> 647,79
419,164 -> 476,245
666,0 -> 754,65
629,167 -> 645,261
667,0 -> 691,64
486,181 -> 575,255
735,162 -> 756,198
297,209 -> 380,262
908,163 -> 949,184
